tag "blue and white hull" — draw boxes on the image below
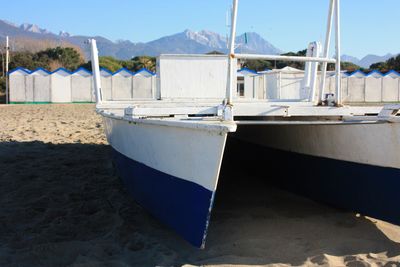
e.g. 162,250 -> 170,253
233,122 -> 400,226
101,113 -> 236,248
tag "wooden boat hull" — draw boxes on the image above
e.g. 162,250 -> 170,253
102,115 -> 230,248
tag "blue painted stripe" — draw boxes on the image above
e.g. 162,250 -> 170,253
112,149 -> 214,248
31,67 -> 52,75
51,67 -> 73,75
228,138 -> 400,226
113,68 -> 135,76
135,68 -> 156,76
348,70 -> 366,77
72,67 -> 92,75
8,67 -> 31,75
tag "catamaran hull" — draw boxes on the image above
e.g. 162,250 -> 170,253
102,116 -> 229,248
233,122 -> 400,225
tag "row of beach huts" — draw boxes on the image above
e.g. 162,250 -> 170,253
9,67 -> 156,103
9,66 -> 400,104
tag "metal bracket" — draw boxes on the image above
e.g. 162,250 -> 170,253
218,102 -> 234,121
124,106 -> 136,118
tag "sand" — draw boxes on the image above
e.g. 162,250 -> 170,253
0,104 -> 399,267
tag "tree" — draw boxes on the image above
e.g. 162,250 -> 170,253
81,56 -> 123,73
327,61 -> 361,72
130,56 -> 156,72
370,55 -> 400,72
82,56 -> 156,73
36,47 -> 84,71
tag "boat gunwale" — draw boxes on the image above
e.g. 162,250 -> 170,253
98,109 -> 237,133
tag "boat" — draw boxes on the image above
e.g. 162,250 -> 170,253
90,0 -> 400,248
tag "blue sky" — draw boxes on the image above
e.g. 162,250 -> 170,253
4,0 -> 399,58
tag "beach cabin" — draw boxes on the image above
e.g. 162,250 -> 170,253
132,69 -> 155,99
71,68 -> 93,103
9,68 -> 30,103
259,66 -> 305,100
382,71 -> 400,102
51,68 -> 72,103
365,71 -> 383,102
29,68 -> 51,103
100,68 -> 113,101
237,68 -> 258,99
112,68 -> 133,100
347,70 -> 366,102
324,72 -> 349,102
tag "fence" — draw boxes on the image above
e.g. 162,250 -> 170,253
9,67 -> 156,104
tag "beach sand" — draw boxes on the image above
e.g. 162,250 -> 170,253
0,104 -> 399,267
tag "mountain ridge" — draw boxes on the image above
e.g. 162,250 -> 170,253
0,19 -> 282,59
0,19 -> 397,68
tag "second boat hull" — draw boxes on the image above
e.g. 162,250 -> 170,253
232,122 -> 400,225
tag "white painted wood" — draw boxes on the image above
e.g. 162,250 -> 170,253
382,76 -> 399,102
51,70 -> 72,103
9,70 -> 26,102
33,74 -> 51,102
347,77 -> 365,102
90,40 -> 103,104
112,70 -> 133,100
100,69 -> 113,101
25,75 -> 34,102
158,55 -> 232,99
98,100 -> 383,118
365,77 -> 382,102
102,115 -> 230,191
132,75 -> 153,99
71,74 -> 92,102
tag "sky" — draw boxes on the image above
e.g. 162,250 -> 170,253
3,0 -> 400,58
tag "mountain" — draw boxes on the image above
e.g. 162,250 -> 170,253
342,53 -> 397,69
0,19 -> 281,59
1,18 -> 395,65
20,23 -> 51,34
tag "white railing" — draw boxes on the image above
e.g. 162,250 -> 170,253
226,0 -> 342,109
234,54 -> 336,64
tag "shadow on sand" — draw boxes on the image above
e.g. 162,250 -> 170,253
0,140 -> 399,266
0,94 -> 5,104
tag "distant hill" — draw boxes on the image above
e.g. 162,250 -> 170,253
0,19 -> 281,59
342,53 -> 398,69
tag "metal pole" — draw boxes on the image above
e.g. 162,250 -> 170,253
89,39 -> 102,105
317,0 -> 335,105
5,36 -> 9,104
335,0 -> 342,105
226,0 -> 238,105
